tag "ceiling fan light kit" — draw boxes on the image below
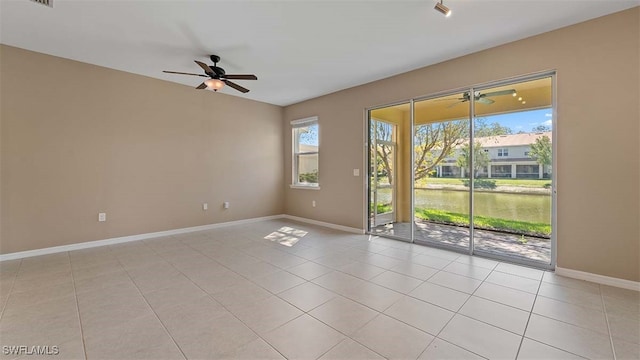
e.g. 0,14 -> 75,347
434,0 -> 452,17
163,55 -> 257,94
204,78 -> 225,91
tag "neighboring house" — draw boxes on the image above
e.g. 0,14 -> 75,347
437,132 -> 552,179
298,144 -> 319,176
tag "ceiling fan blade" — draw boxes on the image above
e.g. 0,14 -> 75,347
163,70 -> 209,77
447,101 -> 464,109
477,97 -> 495,104
222,74 -> 258,80
224,80 -> 250,93
196,83 -> 207,90
483,89 -> 516,97
194,60 -> 214,74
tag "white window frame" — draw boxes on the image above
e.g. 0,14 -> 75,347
498,148 -> 509,157
291,116 -> 320,190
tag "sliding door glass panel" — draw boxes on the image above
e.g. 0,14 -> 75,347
368,104 -> 412,241
472,77 -> 553,264
413,94 -> 470,250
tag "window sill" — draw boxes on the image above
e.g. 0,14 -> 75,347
289,184 -> 321,190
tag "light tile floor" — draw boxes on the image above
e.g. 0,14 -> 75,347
0,219 -> 638,359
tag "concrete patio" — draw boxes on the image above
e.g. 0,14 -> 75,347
371,220 -> 551,263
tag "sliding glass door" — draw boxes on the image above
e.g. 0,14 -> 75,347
367,73 -> 555,268
413,93 -> 471,251
368,102 -> 412,242
471,78 -> 553,264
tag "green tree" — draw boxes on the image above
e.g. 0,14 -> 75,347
475,118 -> 513,137
529,135 -> 552,168
532,125 -> 551,132
457,141 -> 489,177
371,121 -> 395,184
414,120 -> 468,180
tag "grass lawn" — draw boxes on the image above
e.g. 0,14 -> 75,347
375,203 -> 392,214
415,208 -> 551,238
416,177 -> 551,188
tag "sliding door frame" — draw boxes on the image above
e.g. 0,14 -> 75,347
365,70 -> 557,270
365,101 -> 414,243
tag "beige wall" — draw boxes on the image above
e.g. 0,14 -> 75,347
1,45 -> 284,254
284,8 -> 640,281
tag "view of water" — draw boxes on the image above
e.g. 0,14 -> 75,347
376,188 -> 551,224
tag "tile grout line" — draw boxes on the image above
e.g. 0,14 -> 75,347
68,251 -> 89,360
144,237 -> 274,358
514,286 -> 605,359
110,246 -> 189,360
315,314 -> 387,359
514,274 -> 543,359
413,260 -> 498,359
496,271 -> 610,358
165,235 -> 293,359
0,259 -> 22,322
600,284 -> 618,360
29,220 -> 626,360
291,265 -> 421,358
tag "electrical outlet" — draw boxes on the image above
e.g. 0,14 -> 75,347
203,203 -> 208,210
223,201 -> 230,209
353,169 -> 360,176
312,200 -> 316,207
98,212 -> 106,222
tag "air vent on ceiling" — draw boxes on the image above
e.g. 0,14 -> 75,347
28,0 -> 53,7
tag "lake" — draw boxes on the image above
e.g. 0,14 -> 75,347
376,188 -> 551,224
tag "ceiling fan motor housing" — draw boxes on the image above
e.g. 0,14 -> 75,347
212,66 -> 225,76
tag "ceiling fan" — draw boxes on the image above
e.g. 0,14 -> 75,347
163,55 -> 257,93
445,89 -> 516,108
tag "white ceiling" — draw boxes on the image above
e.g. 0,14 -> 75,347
1,0 -> 637,106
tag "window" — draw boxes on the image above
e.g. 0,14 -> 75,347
498,148 -> 509,157
524,151 -> 530,157
292,116 -> 319,188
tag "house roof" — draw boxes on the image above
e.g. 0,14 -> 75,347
476,132 -> 552,148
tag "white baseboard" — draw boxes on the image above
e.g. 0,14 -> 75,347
0,215 -> 283,262
25,214 -> 640,293
281,215 -> 365,234
556,267 -> 640,292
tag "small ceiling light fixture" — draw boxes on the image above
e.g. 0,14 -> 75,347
204,78 -> 225,91
434,0 -> 452,17
512,92 -> 517,97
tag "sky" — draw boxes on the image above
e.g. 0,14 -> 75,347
479,108 -> 552,133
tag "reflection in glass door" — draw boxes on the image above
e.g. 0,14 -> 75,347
366,73 -> 555,268
472,78 -> 553,264
413,94 -> 471,251
368,103 -> 412,241
371,119 -> 396,227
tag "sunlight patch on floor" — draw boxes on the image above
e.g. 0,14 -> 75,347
264,226 -> 308,247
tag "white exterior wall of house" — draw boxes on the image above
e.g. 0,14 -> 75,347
298,144 -> 319,175
436,132 -> 551,179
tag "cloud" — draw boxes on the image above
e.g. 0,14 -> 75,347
543,119 -> 552,126
545,113 -> 552,117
